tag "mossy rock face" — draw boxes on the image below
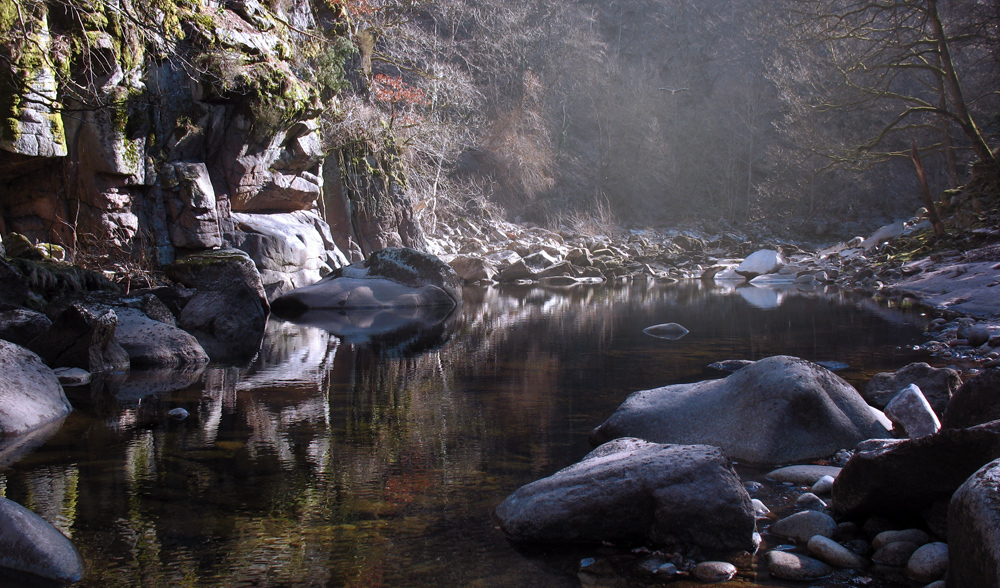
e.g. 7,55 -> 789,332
363,248 -> 462,306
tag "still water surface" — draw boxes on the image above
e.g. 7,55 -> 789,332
0,281 -> 933,587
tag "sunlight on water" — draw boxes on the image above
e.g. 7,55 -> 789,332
0,281 -> 931,588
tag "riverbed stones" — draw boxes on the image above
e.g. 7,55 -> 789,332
768,510 -> 837,543
691,561 -> 736,583
0,496 -> 84,584
872,529 -> 930,551
765,551 -> 832,581
941,367 -> 1000,429
812,475 -> 836,495
833,421 -> 1000,519
735,249 -> 785,279
795,493 -> 827,511
807,535 -> 867,568
872,541 -> 920,567
494,438 -> 756,551
766,465 -> 842,486
906,542 -> 948,583
0,341 -> 72,435
863,362 -> 961,417
948,457 -> 1000,588
590,356 -> 889,465
884,384 -> 941,438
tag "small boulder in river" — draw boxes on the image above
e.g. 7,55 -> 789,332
0,496 -> 84,584
0,340 -> 73,435
272,247 -> 461,314
949,458 -> 1000,587
833,420 -> 1000,519
643,323 -> 689,340
942,366 -> 1000,429
494,438 -> 756,552
590,356 -> 889,465
735,249 -> 785,279
884,384 -> 940,438
863,362 -> 961,417
166,249 -> 270,362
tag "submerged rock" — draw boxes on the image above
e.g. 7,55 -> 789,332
590,356 -> 889,465
494,438 -> 756,552
642,323 -> 689,340
0,497 -> 84,584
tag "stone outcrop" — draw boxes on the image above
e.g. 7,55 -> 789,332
0,340 -> 72,435
495,438 -> 756,552
590,356 -> 890,465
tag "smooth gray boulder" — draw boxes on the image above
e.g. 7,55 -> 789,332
272,247 -> 461,314
495,438 -> 756,551
590,356 -> 890,465
768,510 -> 837,543
863,362 -> 961,417
0,497 -> 84,584
0,340 -> 72,435
766,551 -> 832,581
948,457 -> 1000,588
113,307 -> 209,368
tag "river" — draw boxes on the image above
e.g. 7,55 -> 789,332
0,280 -> 933,587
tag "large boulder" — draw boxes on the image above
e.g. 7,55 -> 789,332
271,247 -> 461,315
228,210 -> 348,300
166,249 -> 270,363
495,438 -> 756,551
948,457 -> 1000,588
863,362 -> 961,417
833,420 -> 1000,519
0,341 -> 72,435
735,249 -> 785,279
113,307 -> 210,368
942,367 -> 1000,429
0,309 -> 52,346
26,304 -> 130,372
0,497 -> 84,584
589,356 -> 890,465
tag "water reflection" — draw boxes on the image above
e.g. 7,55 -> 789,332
0,281 -> 932,587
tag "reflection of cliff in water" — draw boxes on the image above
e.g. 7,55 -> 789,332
0,281 -> 934,588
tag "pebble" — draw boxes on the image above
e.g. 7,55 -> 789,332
769,510 -> 838,543
872,541 -> 920,567
807,535 -> 868,569
906,542 -> 948,583
811,475 -> 835,495
766,465 -> 842,486
766,550 -> 833,581
795,492 -> 827,511
691,561 -> 736,583
872,529 -> 930,551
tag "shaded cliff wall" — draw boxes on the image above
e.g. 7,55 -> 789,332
0,0 -> 422,298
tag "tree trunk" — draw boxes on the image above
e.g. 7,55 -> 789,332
911,141 -> 944,237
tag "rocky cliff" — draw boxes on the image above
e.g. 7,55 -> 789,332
0,0 -> 424,300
